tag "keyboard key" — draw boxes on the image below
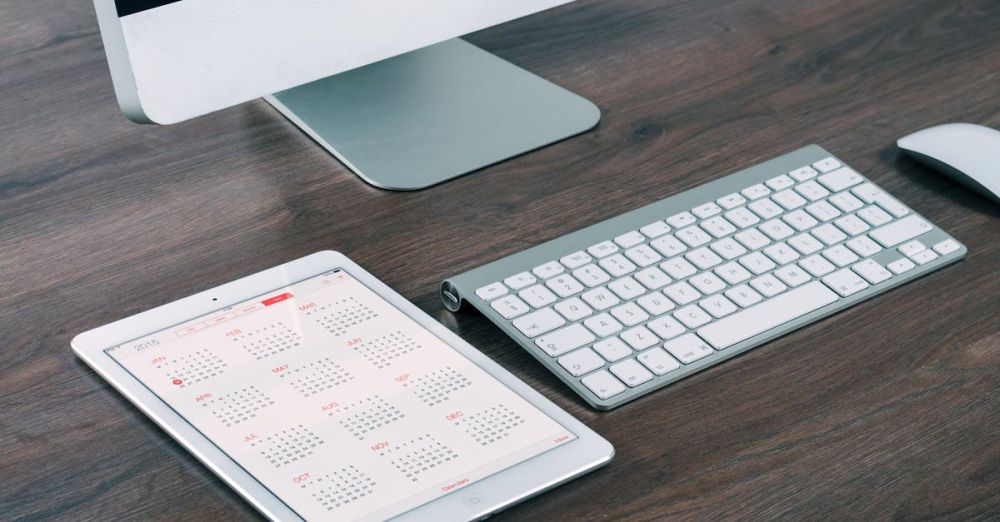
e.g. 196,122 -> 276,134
748,197 -> 784,219
852,259 -> 892,284
789,166 -> 819,181
766,174 -> 795,190
759,219 -> 795,241
869,215 -> 933,247
887,258 -> 916,274
763,242 -> 800,264
822,245 -> 860,267
587,240 -> 619,258
750,274 -> 787,297
774,265 -> 811,287
583,313 -> 624,337
788,233 -> 824,255
822,268 -> 869,297
614,230 -> 646,248
609,359 -> 654,387
519,284 -> 558,307
911,249 -> 939,265
476,282 -> 508,301
700,294 -> 738,318
546,274 -> 584,298
933,239 -> 961,255
533,261 -> 564,279
620,326 -> 659,350
874,194 -> 910,218
558,348 -> 605,376
783,209 -> 819,231
491,295 -> 530,319
581,287 -> 620,310
834,214 -> 870,236
725,284 -> 763,307
715,262 -> 752,284
845,236 -> 882,257
857,205 -> 892,226
573,264 -> 612,287
772,189 -> 807,210
560,251 -> 592,270
689,272 -> 727,295
723,207 -> 761,228
741,183 -> 771,200
640,220 -> 671,238
717,193 -> 747,209
634,266 -> 672,290
593,338 -> 632,362
674,305 -> 712,328
612,296 -> 655,323
599,254 -> 638,277
734,229 -> 771,250
692,202 -> 722,219
660,257 -> 698,279
812,223 -> 848,245
795,180 -> 830,201
829,192 -> 864,213
650,234 -> 688,257
554,297 -> 593,321
581,370 -> 626,399
739,252 -> 776,275
812,157 -> 842,173
647,315 -> 686,340
636,292 -> 676,316
898,240 -> 926,257
513,307 -> 566,338
663,333 -> 715,364
663,282 -> 701,306
710,237 -> 748,260
700,216 -> 737,238
667,211 -> 697,228
504,271 -> 536,290
686,247 -> 723,270
608,278 -> 646,301
698,281 -> 838,349
817,167 -> 864,192
676,226 -> 712,247
800,255 -> 836,277
624,244 -> 663,267
805,201 -> 842,222
637,348 -> 681,375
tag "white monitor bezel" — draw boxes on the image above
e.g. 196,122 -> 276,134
72,250 -> 613,521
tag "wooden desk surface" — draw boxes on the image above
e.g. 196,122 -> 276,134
2,0 -> 998,519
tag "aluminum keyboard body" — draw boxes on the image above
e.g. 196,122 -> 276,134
441,145 -> 966,410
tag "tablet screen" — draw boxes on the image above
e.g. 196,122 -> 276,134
105,269 -> 576,521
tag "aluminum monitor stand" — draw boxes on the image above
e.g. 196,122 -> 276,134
265,38 -> 600,191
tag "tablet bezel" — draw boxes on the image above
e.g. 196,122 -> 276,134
72,250 -> 613,521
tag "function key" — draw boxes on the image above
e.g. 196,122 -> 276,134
614,230 -> 646,248
560,251 -> 592,269
789,166 -> 818,181
503,271 -> 537,290
532,261 -> 565,279
813,157 -> 842,173
716,193 -> 747,209
766,174 -> 795,191
581,370 -> 627,399
587,240 -> 619,258
639,220 -> 671,238
692,202 -> 722,219
475,282 -> 508,301
667,211 -> 697,228
741,183 -> 771,200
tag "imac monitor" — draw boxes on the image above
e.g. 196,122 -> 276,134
94,0 -> 601,189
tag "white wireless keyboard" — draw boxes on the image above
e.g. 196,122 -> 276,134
441,145 -> 966,409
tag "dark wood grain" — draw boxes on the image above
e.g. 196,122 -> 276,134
2,0 -> 998,520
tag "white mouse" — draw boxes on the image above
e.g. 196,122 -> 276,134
897,123 -> 1000,204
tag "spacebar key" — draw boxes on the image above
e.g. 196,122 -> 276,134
697,281 -> 838,349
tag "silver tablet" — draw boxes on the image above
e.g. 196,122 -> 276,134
73,251 -> 613,521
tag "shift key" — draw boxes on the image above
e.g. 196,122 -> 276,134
512,307 -> 566,338
535,324 -> 596,357
869,215 -> 933,247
